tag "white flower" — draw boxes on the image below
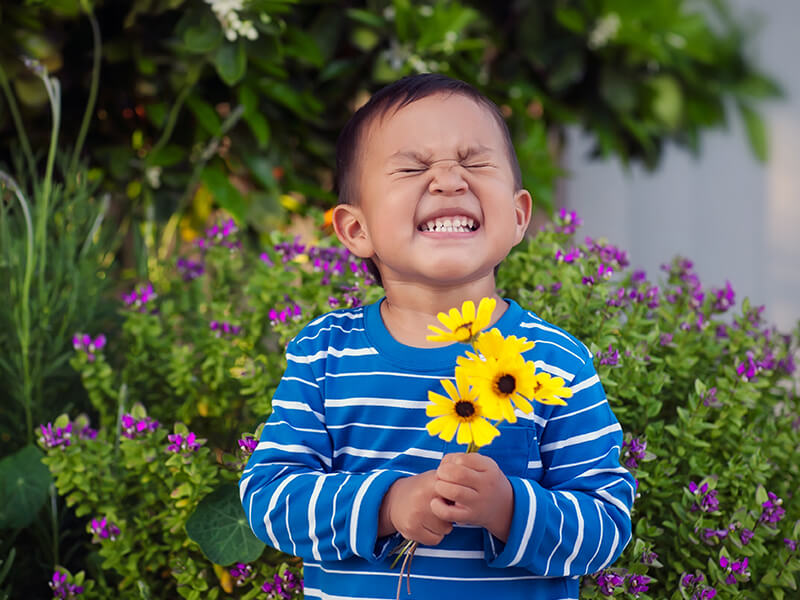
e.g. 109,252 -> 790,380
588,13 -> 620,49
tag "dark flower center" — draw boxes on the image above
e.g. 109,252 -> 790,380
455,321 -> 474,334
454,400 -> 476,418
496,374 -> 516,395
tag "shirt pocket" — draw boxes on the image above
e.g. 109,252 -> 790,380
442,421 -> 536,478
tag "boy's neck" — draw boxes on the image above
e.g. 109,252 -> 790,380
378,280 -> 508,348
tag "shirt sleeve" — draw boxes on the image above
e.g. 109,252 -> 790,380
238,339 -> 406,563
483,358 -> 635,576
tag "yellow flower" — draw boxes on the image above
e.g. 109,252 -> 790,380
427,297 -> 496,343
456,351 -> 536,423
426,371 -> 500,447
473,328 -> 534,360
530,371 -> 573,406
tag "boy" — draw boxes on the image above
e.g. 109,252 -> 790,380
240,74 -> 634,599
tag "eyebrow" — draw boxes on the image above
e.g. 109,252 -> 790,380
388,145 -> 494,163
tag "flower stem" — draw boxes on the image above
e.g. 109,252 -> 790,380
0,63 -> 36,182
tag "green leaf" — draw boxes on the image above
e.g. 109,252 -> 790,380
346,8 -> 385,28
186,96 -> 222,136
738,102 -> 769,162
185,484 -> 265,565
146,145 -> 187,168
201,166 -> 246,224
0,445 -> 53,529
177,8 -> 223,53
212,41 -> 247,86
755,483 -> 768,505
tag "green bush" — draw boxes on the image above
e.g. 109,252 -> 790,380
32,209 -> 799,598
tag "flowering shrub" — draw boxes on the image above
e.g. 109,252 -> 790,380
38,210 -> 799,598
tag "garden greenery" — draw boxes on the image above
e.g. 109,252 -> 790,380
24,209 -> 800,598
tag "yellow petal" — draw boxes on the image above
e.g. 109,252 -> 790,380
456,422 -> 473,445
513,394 -> 534,414
440,416 -> 459,442
461,300 -> 476,324
427,417 -> 447,437
475,297 -> 496,331
471,418 -> 500,447
440,378 -> 459,402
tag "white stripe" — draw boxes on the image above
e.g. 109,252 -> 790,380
288,346 -> 378,363
585,499 -> 605,572
265,420 -> 328,435
308,476 -> 326,560
548,398 -> 606,421
515,410 -> 547,427
283,376 -> 319,388
333,446 -> 443,461
520,319 -> 584,354
544,491 -> 565,575
255,441 -> 332,468
533,360 -> 573,380
510,479 -> 537,566
295,324 -> 365,343
308,310 -> 362,327
303,588 -> 387,600
597,512 -> 620,570
238,474 -> 253,501
577,466 -> 631,479
527,460 -> 543,470
412,548 -> 485,559
597,489 -> 631,517
327,422 -> 428,432
540,424 -> 621,452
570,374 -> 600,394
285,493 -> 296,556
548,446 -> 620,471
561,492 -> 583,575
303,562 -> 576,581
263,473 -> 303,549
530,339 -> 585,362
326,397 -> 428,409
350,471 -> 385,555
272,399 -> 326,425
330,474 -> 351,560
323,370 -> 447,380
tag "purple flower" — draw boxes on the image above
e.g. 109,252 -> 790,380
595,570 -> 625,595
582,275 -> 595,286
689,480 -> 720,513
259,252 -> 273,266
229,562 -> 253,586
711,281 -> 735,312
166,431 -> 204,454
121,414 -> 159,439
622,437 -> 647,470
123,283 -> 157,311
72,333 -> 106,362
38,422 -> 73,449
739,528 -> 755,545
210,320 -> 242,337
719,555 -> 749,584
553,208 -> 582,234
598,344 -> 619,367
597,263 -> 613,279
49,570 -> 84,599
554,247 -> 583,263
90,516 -> 121,541
641,550 -> 658,565
736,351 -> 760,381
659,333 -> 673,346
269,303 -> 303,325
759,491 -> 785,525
626,573 -> 650,596
176,257 -> 205,281
784,538 -> 798,552
238,436 -> 258,456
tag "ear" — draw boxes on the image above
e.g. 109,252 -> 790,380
332,203 -> 374,258
512,189 -> 533,244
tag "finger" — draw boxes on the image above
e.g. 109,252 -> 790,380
434,479 -> 478,506
422,518 -> 453,537
430,496 -> 473,525
436,462 -> 481,491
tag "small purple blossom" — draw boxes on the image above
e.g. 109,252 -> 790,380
785,538 -> 798,552
689,480 -> 720,513
553,208 -> 582,234
49,570 -> 83,599
631,269 -> 647,284
123,283 -> 157,311
229,562 -> 254,586
176,257 -> 205,281
598,344 -> 619,367
622,437 -> 647,470
719,555 -> 749,585
238,436 -> 258,456
259,251 -> 273,266
121,414 -> 159,439
701,387 -> 721,408
166,431 -> 204,454
554,247 -> 583,263
38,422 -> 73,449
582,275 -> 595,286
626,573 -> 650,596
659,333 -> 673,346
90,516 -> 121,541
269,303 -> 302,325
711,281 -> 735,312
739,528 -> 755,545
595,570 -> 625,595
641,550 -> 658,565
72,333 -> 106,362
210,320 -> 242,337
262,569 -> 303,599
736,351 -> 760,381
759,491 -> 785,525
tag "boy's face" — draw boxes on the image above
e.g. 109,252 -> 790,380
335,93 -> 531,289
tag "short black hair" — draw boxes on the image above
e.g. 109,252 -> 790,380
334,73 -> 522,286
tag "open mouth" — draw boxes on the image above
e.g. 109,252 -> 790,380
417,216 -> 479,233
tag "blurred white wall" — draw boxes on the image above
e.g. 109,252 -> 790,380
562,0 -> 800,332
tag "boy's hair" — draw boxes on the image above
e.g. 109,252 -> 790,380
334,73 -> 523,287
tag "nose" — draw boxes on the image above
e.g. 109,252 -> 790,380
428,160 -> 468,195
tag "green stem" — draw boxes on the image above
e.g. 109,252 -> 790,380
149,65 -> 202,158
37,74 -> 61,290
0,63 -> 37,182
0,172 -> 36,442
68,2 -> 102,179
49,484 -> 59,566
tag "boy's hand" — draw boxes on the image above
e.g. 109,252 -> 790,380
378,471 -> 454,546
431,453 -> 514,542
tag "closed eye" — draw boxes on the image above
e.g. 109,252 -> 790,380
464,163 -> 492,169
397,168 -> 427,174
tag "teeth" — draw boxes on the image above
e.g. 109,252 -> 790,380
420,216 -> 477,232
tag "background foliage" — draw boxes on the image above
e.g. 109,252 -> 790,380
0,0 -> 792,598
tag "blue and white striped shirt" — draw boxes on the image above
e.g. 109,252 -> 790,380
240,298 -> 634,600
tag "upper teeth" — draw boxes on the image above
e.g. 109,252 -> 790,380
420,216 -> 476,232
